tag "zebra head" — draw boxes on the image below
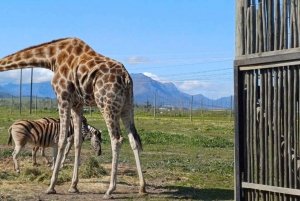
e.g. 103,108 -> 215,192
90,129 -> 102,156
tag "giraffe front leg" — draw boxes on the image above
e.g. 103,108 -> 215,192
45,104 -> 71,194
61,135 -> 74,168
68,108 -> 83,193
103,136 -> 123,199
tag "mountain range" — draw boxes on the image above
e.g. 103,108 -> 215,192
0,73 -> 233,109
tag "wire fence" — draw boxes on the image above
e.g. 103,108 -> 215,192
0,95 -> 234,120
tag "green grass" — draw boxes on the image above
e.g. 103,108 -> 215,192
0,108 -> 234,200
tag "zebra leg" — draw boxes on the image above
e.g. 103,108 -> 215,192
68,108 -> 83,193
12,145 -> 22,173
32,146 -> 39,166
61,135 -> 74,168
45,103 -> 71,194
40,147 -> 51,166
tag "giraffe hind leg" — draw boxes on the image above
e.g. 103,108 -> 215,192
103,114 -> 123,199
121,115 -> 147,195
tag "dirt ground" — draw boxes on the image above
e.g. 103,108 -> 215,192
0,145 -> 182,201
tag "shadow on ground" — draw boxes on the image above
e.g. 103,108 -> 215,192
160,185 -> 234,200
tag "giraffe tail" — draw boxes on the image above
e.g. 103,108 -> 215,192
131,123 -> 143,151
8,127 -> 13,145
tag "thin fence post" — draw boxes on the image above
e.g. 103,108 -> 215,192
19,69 -> 22,114
30,68 -> 33,114
10,95 -> 13,114
230,95 -> 233,121
190,95 -> 193,121
154,94 -> 156,119
35,95 -> 37,114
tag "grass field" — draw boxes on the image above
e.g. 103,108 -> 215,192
0,108 -> 234,200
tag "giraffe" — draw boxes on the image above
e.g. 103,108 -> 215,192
0,37 -> 146,199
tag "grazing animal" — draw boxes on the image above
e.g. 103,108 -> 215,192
0,37 -> 146,199
35,118 -> 102,168
8,116 -> 89,173
58,123 -> 102,167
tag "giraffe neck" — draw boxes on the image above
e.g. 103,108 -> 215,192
0,38 -> 91,73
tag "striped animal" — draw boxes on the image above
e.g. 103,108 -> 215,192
60,124 -> 102,167
8,117 -> 89,173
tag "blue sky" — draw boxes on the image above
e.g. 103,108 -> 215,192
0,1 -> 235,99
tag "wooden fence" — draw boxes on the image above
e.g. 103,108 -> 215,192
235,0 -> 300,200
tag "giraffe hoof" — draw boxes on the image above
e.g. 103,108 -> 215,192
45,188 -> 56,194
139,186 -> 148,195
68,187 -> 79,193
103,194 -> 113,199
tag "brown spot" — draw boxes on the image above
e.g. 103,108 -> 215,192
108,74 -> 116,82
66,44 -> 73,53
107,92 -> 115,99
59,41 -> 69,49
74,46 -> 83,56
55,85 -> 61,94
59,64 -> 69,78
86,60 -> 96,68
67,54 -> 75,67
61,91 -> 69,100
102,74 -> 109,83
100,65 -> 109,74
14,54 -> 22,61
52,73 -> 60,84
1,60 -> 7,65
87,49 -> 97,57
79,65 -> 88,75
57,51 -> 69,65
22,51 -> 33,59
49,46 -> 56,56
67,82 -> 75,93
35,48 -> 45,58
59,78 -> 66,88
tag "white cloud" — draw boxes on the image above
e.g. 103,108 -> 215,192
142,72 -> 233,98
0,68 -> 53,85
143,72 -> 170,83
125,56 -> 150,64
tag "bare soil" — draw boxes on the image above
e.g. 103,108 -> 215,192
0,145 -> 182,201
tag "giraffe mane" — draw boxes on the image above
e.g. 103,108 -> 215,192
2,37 -> 72,59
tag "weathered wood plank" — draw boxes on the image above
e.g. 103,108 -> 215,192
242,182 -> 300,196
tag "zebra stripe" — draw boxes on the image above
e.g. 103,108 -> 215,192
7,117 -> 89,173
61,123 -> 102,167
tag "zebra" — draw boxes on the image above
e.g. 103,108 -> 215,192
60,124 -> 102,167
8,116 -> 89,173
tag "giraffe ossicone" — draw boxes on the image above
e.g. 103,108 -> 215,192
0,37 -> 147,198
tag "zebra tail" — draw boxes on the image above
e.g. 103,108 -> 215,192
8,127 -> 13,146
